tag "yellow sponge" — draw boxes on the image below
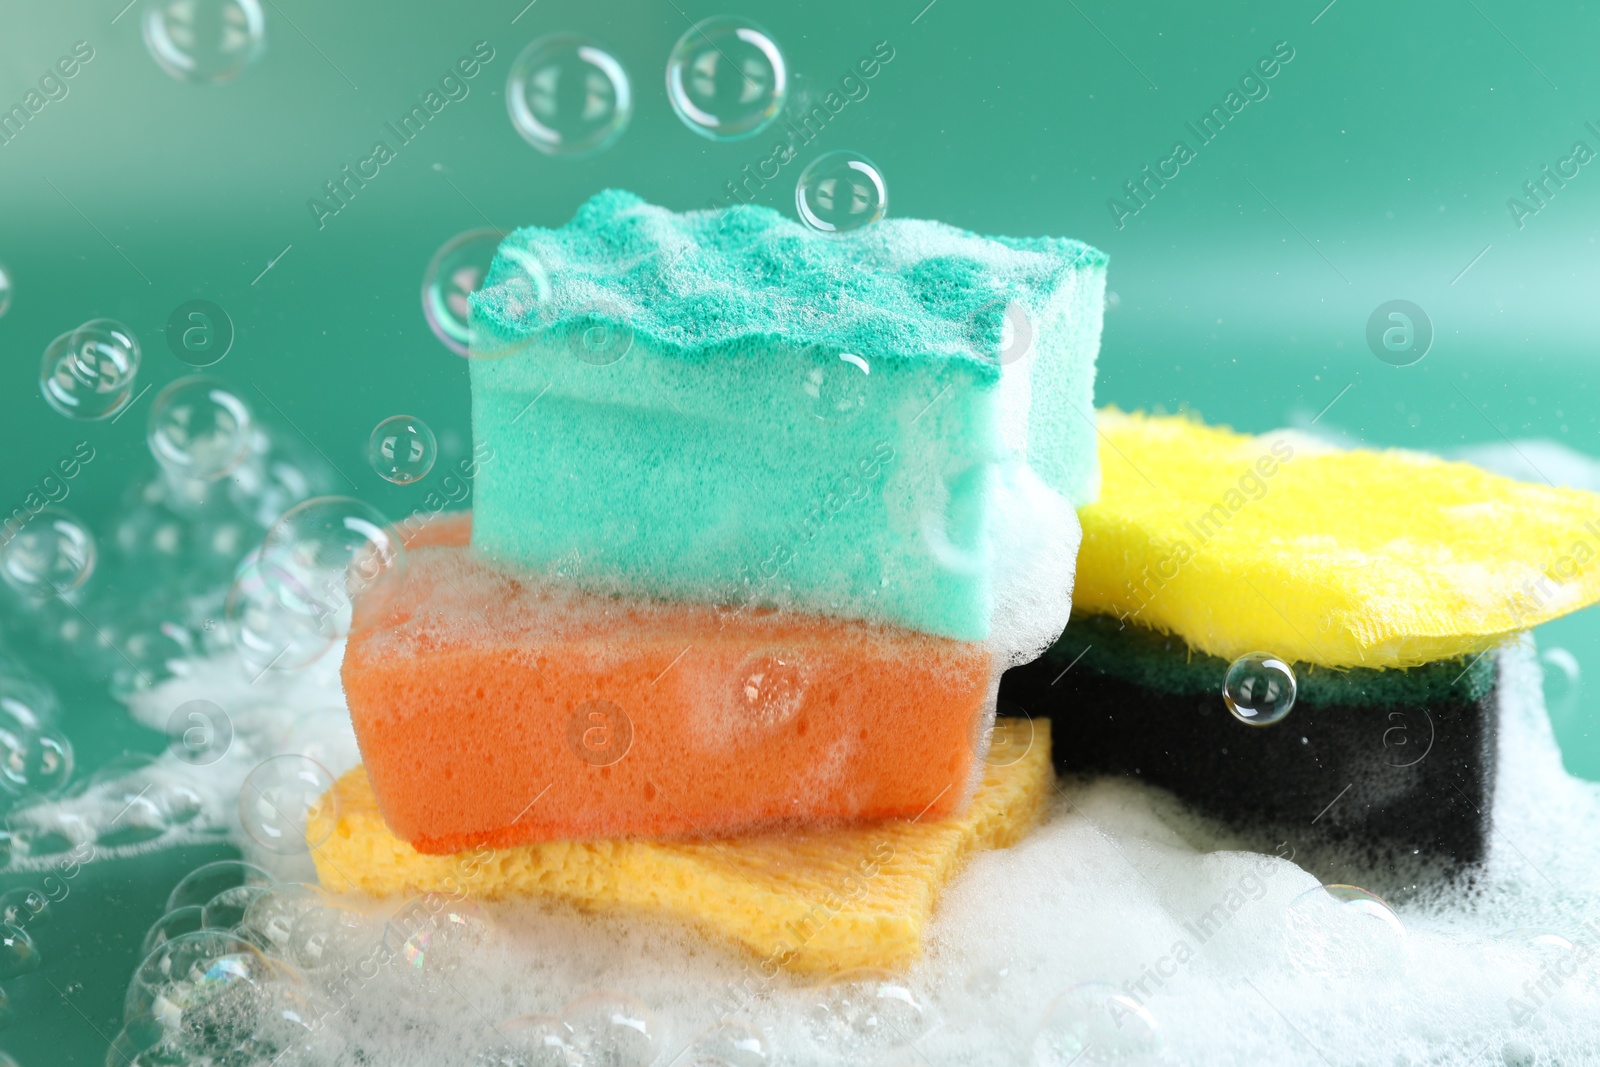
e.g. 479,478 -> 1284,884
1075,410 -> 1600,668
309,719 -> 1050,975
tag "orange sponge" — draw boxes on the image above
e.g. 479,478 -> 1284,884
343,516 -> 994,855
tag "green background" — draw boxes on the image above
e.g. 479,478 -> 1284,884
2,0 -> 1598,1062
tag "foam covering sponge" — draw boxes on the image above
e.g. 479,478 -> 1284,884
1076,410 -> 1600,668
310,719 -> 1050,975
466,190 -> 1104,641
342,517 -> 996,855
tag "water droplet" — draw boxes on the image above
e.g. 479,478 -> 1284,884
739,652 -> 806,728
666,17 -> 787,141
805,969 -> 929,1056
168,860 -> 275,913
39,319 -> 141,421
0,506 -> 97,597
147,376 -> 254,481
0,924 -> 39,980
562,992 -> 657,1067
1033,981 -> 1161,1066
423,228 -> 507,356
368,415 -> 438,485
141,905 -> 209,958
803,348 -> 871,421
260,496 -> 407,639
225,551 -> 340,673
796,151 -> 887,233
1286,884 -> 1405,977
0,887 -> 50,930
142,0 -> 266,84
1223,652 -> 1296,726
506,35 -> 632,156
238,755 -> 338,855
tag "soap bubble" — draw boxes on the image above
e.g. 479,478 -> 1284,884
803,349 -> 872,421
122,930 -> 289,1053
1033,981 -> 1161,1065
0,887 -> 50,930
739,652 -> 806,728
796,151 -> 888,233
142,906 -> 209,957
1286,884 -> 1406,977
239,754 -> 338,855
384,896 -> 491,986
423,228 -> 505,356
0,260 -> 10,318
203,883 -> 270,932
261,496 -> 407,637
507,35 -> 632,156
147,376 -> 254,481
142,0 -> 267,84
225,551 -> 340,673
39,319 -> 141,420
368,415 -> 438,485
805,969 -> 929,1055
240,883 -> 327,954
0,506 -> 97,596
0,923 -> 38,980
677,1020 -> 770,1066
562,991 -> 657,1067
666,16 -> 787,141
0,723 -> 73,797
1223,652 -> 1296,726
288,901 -> 375,973
168,860 -> 275,913
478,1013 -> 581,1067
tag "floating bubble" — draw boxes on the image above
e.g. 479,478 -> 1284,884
0,923 -> 39,980
147,376 -> 254,481
0,260 -> 10,319
423,228 -> 505,357
803,349 -> 872,421
141,905 -> 209,957
142,0 -> 267,84
0,723 -> 73,797
112,619 -> 200,701
0,888 -> 49,930
1286,884 -> 1406,978
203,883 -> 270,932
239,755 -> 338,855
167,859 -> 275,914
240,883 -> 327,954
1033,981 -> 1162,1066
677,1020 -> 770,1066
739,652 -> 806,729
796,151 -> 888,233
225,552 -> 340,673
562,992 -> 657,1067
368,415 -> 438,485
666,16 -> 787,141
287,901 -> 374,973
260,495 -> 406,638
805,969 -> 929,1056
507,35 -> 633,156
0,506 -> 97,597
1223,652 -> 1297,726
39,319 -> 141,421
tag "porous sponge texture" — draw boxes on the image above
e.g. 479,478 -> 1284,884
342,517 -> 994,854
466,190 -> 1105,641
309,719 -> 1051,975
1076,410 -> 1600,668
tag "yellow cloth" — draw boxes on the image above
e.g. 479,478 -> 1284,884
309,719 -> 1051,975
1075,409 -> 1600,668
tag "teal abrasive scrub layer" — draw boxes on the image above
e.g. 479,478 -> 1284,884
466,190 -> 1106,642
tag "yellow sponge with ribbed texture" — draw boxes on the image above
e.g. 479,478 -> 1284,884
1075,409 -> 1600,668
309,719 -> 1050,975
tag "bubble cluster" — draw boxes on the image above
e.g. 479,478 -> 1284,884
226,551 -> 340,672
238,754 -> 338,854
805,969 -> 928,1056
796,151 -> 888,233
368,415 -> 438,485
147,376 -> 254,481
506,35 -> 632,156
1033,982 -> 1162,1065
1222,652 -> 1297,726
1286,883 -> 1406,977
666,17 -> 787,141
142,0 -> 267,84
561,991 -> 657,1066
423,228 -> 505,356
383,895 -> 491,987
38,318 -> 141,421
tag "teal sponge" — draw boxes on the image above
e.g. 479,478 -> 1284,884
467,190 -> 1106,641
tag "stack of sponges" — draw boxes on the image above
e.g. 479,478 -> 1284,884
328,192 -> 1107,971
1002,410 -> 1600,867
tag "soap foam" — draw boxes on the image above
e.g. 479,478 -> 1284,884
45,628 -> 1586,1064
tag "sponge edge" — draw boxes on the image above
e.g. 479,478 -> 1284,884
309,719 -> 1051,975
1076,409 -> 1600,668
